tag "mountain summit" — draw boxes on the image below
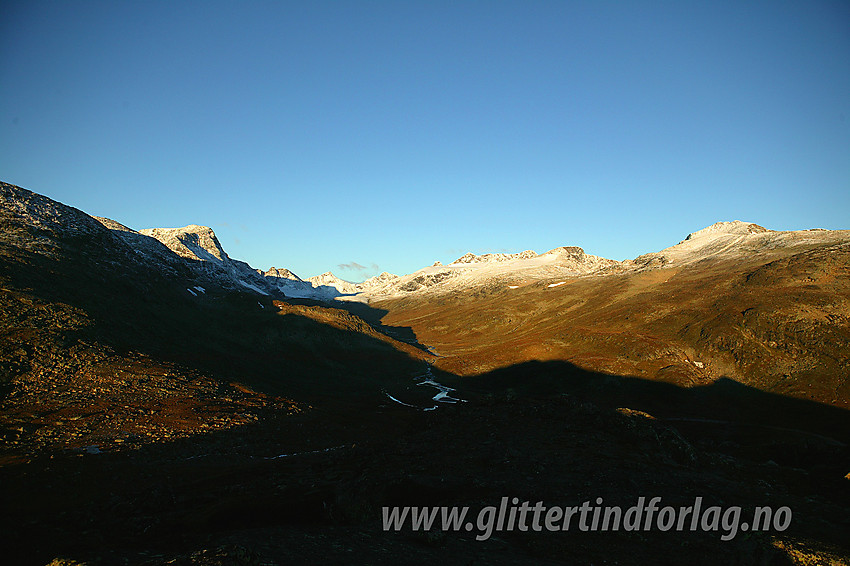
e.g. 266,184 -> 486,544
140,225 -> 230,263
682,220 -> 770,242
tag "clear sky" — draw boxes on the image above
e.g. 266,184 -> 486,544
2,1 -> 848,281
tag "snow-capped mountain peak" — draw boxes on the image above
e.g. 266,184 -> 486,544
307,272 -> 358,294
450,250 -> 538,264
139,225 -> 229,264
682,221 -> 769,242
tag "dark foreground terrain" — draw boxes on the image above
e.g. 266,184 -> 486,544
1,183 -> 849,565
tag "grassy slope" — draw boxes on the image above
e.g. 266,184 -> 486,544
376,241 -> 850,409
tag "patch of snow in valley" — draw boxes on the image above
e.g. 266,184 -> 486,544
418,379 -> 462,403
238,279 -> 269,295
384,365 -> 465,411
547,281 -> 566,288
187,288 -> 197,297
264,445 -> 346,460
385,392 -> 437,411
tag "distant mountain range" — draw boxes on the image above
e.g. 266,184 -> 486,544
3,180 -> 849,410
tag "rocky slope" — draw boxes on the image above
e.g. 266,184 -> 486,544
0,182 -> 395,303
265,266 -> 302,281
373,223 -> 850,410
345,221 -> 849,301
625,221 -> 847,271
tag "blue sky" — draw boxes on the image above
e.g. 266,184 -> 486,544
2,1 -> 848,281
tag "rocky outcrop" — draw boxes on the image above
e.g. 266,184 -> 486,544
451,250 -> 538,264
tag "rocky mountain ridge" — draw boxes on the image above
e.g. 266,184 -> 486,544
450,250 -> 538,264
682,220 -> 770,242
264,267 -> 302,281
4,183 -> 849,306
339,221 -> 850,301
